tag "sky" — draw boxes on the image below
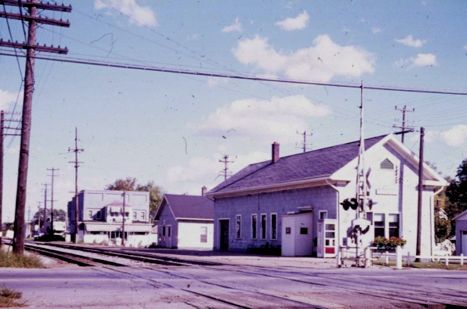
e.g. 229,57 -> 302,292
1,0 -> 466,222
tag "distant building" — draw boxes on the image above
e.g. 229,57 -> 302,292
155,192 -> 214,250
208,134 -> 447,257
67,190 -> 154,247
454,210 -> 467,255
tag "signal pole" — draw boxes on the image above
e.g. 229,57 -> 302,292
219,155 -> 234,181
393,105 -> 415,143
0,0 -> 71,254
0,110 -> 21,246
68,127 -> 83,243
47,168 -> 59,235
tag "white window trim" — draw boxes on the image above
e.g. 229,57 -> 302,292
260,213 -> 267,240
319,210 -> 328,220
270,213 -> 278,240
251,214 -> 257,240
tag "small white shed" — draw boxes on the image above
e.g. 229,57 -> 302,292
454,210 -> 467,255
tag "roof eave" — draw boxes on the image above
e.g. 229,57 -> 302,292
209,176 -> 350,199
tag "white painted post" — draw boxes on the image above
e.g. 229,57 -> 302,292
406,252 -> 411,267
445,257 -> 449,267
336,248 -> 342,268
396,246 -> 402,269
461,254 -> 464,266
364,247 -> 372,268
385,251 -> 389,266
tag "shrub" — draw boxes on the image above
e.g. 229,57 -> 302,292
372,236 -> 406,251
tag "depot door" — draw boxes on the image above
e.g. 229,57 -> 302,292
219,219 -> 229,251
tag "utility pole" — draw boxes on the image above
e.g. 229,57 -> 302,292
416,127 -> 425,260
1,0 -> 71,254
297,130 -> 313,153
42,183 -> 48,233
393,105 -> 415,143
0,110 -> 21,246
68,127 -> 83,243
219,155 -> 234,181
121,191 -> 126,247
47,168 -> 59,236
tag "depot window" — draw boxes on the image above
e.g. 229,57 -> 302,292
251,214 -> 257,239
374,213 -> 385,238
270,213 -> 277,240
261,214 -> 267,240
388,214 -> 400,238
235,215 -> 242,239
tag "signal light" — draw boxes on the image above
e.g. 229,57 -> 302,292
340,198 -> 358,211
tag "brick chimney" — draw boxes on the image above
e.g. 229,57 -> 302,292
271,142 -> 280,163
201,186 -> 207,196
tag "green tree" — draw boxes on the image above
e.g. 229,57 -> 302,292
444,159 -> 467,236
33,209 -> 67,227
106,178 -> 163,221
105,177 -> 137,191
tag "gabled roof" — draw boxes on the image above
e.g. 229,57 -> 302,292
209,135 -> 387,196
156,194 -> 214,221
453,209 -> 467,221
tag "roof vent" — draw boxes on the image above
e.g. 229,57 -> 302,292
272,142 -> 280,163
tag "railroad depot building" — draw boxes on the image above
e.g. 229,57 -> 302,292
208,134 -> 447,257
155,193 -> 214,250
67,190 -> 154,246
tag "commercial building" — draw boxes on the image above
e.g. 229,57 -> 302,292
67,190 -> 154,246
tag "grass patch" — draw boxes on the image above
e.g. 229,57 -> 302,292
0,250 -> 43,268
0,287 -> 24,307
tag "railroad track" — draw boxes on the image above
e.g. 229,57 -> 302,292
45,242 -> 222,267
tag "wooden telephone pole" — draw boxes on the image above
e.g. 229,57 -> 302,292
68,127 -> 83,243
0,0 -> 71,254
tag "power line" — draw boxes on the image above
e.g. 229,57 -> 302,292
2,3 -> 23,78
1,51 -> 466,96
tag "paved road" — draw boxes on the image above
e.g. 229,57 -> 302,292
1,261 -> 466,308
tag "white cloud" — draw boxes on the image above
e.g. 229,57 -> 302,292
233,34 -> 375,82
371,27 -> 381,34
276,10 -> 309,31
198,95 -> 331,143
395,53 -> 437,68
222,17 -> 242,33
95,0 -> 157,27
464,44 -> 467,51
0,89 -> 20,110
395,35 -> 426,48
413,53 -> 437,66
441,125 -> 467,147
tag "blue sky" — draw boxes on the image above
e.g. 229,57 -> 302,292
1,0 -> 466,222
